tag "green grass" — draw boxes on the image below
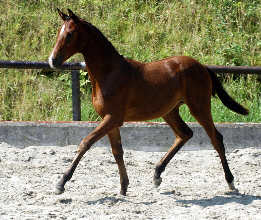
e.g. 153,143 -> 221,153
0,70 -> 72,121
0,0 -> 260,122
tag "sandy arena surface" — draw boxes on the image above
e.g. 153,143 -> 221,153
0,142 -> 261,220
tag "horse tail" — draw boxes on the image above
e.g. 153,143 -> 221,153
206,67 -> 249,115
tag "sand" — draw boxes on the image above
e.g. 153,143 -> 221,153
0,142 -> 260,219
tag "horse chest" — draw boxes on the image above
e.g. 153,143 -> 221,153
91,83 -> 124,117
91,85 -> 106,116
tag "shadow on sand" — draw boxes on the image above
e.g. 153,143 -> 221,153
85,196 -> 157,206
174,191 -> 261,207
76,190 -> 260,208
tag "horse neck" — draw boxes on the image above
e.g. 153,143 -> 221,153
81,25 -> 124,82
82,49 -> 121,78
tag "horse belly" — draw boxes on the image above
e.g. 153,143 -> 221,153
124,86 -> 181,121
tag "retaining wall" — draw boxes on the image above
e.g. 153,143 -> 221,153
0,121 -> 260,151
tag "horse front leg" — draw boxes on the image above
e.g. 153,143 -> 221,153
108,128 -> 129,195
55,115 -> 122,195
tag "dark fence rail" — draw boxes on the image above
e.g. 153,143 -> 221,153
1,60 -> 261,74
0,60 -> 261,121
0,60 -> 86,70
207,65 -> 261,74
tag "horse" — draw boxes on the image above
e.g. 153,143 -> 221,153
49,9 -> 248,196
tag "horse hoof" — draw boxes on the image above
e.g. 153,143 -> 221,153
120,186 -> 128,196
120,190 -> 127,196
228,180 -> 236,191
228,180 -> 239,193
55,185 -> 65,195
153,176 -> 162,188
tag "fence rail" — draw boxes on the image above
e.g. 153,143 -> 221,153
0,60 -> 86,70
0,60 -> 261,121
207,65 -> 261,74
1,60 -> 261,73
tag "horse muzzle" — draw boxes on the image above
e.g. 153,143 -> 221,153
48,53 -> 64,68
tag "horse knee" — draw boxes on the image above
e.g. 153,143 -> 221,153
78,139 -> 92,154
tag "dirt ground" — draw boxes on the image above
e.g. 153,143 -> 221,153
0,142 -> 260,219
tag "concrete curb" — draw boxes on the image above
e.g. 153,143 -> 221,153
0,121 -> 260,151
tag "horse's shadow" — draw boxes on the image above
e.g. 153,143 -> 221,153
86,196 -> 128,206
172,191 -> 261,207
85,196 -> 156,206
82,191 -> 261,208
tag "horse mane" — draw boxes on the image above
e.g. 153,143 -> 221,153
82,20 -> 120,56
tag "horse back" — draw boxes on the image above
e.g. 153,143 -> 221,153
123,56 -> 212,121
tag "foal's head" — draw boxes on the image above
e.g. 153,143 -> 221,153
49,9 -> 86,68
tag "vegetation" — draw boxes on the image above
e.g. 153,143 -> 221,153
0,0 -> 260,122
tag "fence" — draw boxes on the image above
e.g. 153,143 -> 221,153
0,60 -> 261,121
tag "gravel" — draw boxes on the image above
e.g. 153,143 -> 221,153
0,142 -> 260,219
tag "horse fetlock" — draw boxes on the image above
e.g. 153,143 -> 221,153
155,164 -> 165,178
227,180 -> 238,192
153,176 -> 162,188
120,186 -> 128,196
121,178 -> 129,186
120,181 -> 129,196
225,172 -> 234,186
55,183 -> 65,195
54,174 -> 69,195
120,178 -> 129,195
153,165 -> 164,187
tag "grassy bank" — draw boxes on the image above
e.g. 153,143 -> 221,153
0,0 -> 260,122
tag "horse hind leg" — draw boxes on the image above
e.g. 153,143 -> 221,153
154,107 -> 193,187
187,101 -> 237,192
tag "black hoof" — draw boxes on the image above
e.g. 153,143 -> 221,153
120,190 -> 127,196
55,184 -> 65,195
120,186 -> 128,196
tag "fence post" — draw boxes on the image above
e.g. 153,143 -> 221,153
71,70 -> 81,121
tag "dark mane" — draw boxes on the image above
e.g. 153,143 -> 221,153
82,20 -> 120,55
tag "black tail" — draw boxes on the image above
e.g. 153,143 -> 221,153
207,67 -> 249,115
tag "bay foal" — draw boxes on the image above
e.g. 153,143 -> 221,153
49,9 -> 248,195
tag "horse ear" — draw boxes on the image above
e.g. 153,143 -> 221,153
67,9 -> 80,23
57,8 -> 69,21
